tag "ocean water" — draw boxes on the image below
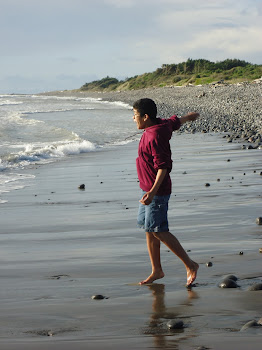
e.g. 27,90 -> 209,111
0,94 -> 136,203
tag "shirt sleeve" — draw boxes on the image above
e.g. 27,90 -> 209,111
169,115 -> 181,131
151,134 -> 172,170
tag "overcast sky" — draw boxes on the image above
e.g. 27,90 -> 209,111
1,0 -> 261,93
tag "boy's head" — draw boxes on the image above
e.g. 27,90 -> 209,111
133,98 -> 157,121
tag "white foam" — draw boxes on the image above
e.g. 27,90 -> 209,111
1,140 -> 97,170
0,100 -> 23,106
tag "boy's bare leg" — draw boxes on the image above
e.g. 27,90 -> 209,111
139,232 -> 165,285
154,231 -> 199,286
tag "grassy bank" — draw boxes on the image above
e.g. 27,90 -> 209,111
80,59 -> 262,92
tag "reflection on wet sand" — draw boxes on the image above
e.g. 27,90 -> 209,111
143,284 -> 199,349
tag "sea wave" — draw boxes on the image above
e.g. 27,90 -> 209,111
0,100 -> 23,106
0,139 -> 98,171
22,107 -> 95,115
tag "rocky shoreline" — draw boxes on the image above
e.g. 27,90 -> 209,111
44,82 -> 262,149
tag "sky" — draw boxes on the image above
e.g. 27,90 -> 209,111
1,0 -> 262,93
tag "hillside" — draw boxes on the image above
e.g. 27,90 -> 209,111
80,59 -> 262,92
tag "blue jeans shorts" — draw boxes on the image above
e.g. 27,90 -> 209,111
137,191 -> 170,233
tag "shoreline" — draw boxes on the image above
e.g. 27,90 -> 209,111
41,83 -> 262,148
1,132 -> 262,349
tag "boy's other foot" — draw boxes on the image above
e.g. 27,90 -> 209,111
139,271 -> 165,285
186,262 -> 199,287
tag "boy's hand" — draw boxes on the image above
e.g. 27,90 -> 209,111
186,112 -> 199,121
179,112 -> 199,124
139,191 -> 154,205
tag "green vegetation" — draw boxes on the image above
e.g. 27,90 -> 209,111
80,59 -> 262,92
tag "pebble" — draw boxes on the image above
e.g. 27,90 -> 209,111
239,251 -> 244,255
256,217 -> 262,225
205,183 -> 210,187
167,319 -> 184,330
240,320 -> 260,331
91,294 -> 106,300
219,278 -> 239,288
78,184 -> 85,189
248,283 -> 262,291
206,262 -> 213,267
224,274 -> 238,281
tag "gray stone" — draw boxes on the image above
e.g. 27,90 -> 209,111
224,274 -> 238,281
256,217 -> 262,225
167,319 -> 184,330
248,283 -> 262,291
219,278 -> 239,288
240,320 -> 259,331
91,294 -> 106,300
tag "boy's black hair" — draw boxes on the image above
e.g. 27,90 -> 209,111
133,98 -> 157,120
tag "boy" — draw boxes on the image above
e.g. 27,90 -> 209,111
133,98 -> 199,287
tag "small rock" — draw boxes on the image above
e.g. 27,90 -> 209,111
91,294 -> 106,300
219,278 -> 239,288
240,320 -> 259,331
205,183 -> 210,187
167,319 -> 184,330
78,184 -> 85,190
256,217 -> 262,225
248,283 -> 262,291
239,251 -> 244,255
206,262 -> 213,267
217,178 -> 220,182
225,274 -> 238,281
227,159 -> 231,162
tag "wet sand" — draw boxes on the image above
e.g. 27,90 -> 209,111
0,133 -> 262,349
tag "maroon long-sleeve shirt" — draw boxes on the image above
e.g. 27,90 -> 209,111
136,115 -> 181,196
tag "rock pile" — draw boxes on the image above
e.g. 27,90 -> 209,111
97,83 -> 262,147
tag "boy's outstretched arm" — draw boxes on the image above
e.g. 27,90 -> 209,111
179,112 -> 199,124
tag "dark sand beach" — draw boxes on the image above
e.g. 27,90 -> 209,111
1,85 -> 262,349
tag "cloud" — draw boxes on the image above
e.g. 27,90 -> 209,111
103,0 -> 135,8
185,26 -> 262,57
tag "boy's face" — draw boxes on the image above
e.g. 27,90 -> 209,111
133,108 -> 146,129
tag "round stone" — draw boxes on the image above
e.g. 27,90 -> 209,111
239,251 -> 244,255
78,184 -> 85,189
219,278 -> 239,288
92,294 -> 106,300
248,283 -> 262,291
256,217 -> 262,225
240,320 -> 258,331
167,320 -> 184,330
206,262 -> 213,267
205,183 -> 210,187
224,274 -> 238,281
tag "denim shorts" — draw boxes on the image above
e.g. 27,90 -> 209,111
137,191 -> 170,233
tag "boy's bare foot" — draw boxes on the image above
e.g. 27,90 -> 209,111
186,261 -> 199,287
139,271 -> 165,285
